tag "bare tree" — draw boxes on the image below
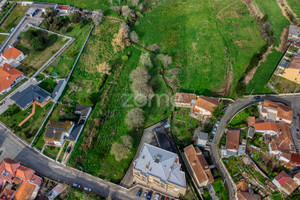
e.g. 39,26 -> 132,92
110,135 -> 133,161
96,62 -> 111,75
121,6 -> 131,17
130,66 -> 150,84
129,31 -> 139,43
158,54 -> 173,67
139,52 -> 152,68
92,10 -> 104,26
125,108 -> 145,128
132,0 -> 140,6
112,23 -> 130,52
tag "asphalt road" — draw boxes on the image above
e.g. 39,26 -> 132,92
210,94 -> 300,200
0,125 -> 136,200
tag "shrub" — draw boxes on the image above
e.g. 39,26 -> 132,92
69,11 -> 81,23
129,66 -> 150,84
125,108 -> 145,128
92,10 -> 104,25
110,135 -> 133,161
129,31 -> 139,43
139,52 -> 152,69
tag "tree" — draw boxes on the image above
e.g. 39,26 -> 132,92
125,108 -> 145,128
131,82 -> 154,105
158,54 -> 172,67
110,135 -> 133,161
96,62 -> 111,75
129,66 -> 150,84
212,102 -> 225,119
92,10 -> 104,25
129,31 -> 139,43
32,36 -> 46,51
112,23 -> 130,52
139,52 -> 152,68
121,6 -> 131,17
69,11 -> 81,23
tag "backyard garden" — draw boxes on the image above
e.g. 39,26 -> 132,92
0,4 -> 27,32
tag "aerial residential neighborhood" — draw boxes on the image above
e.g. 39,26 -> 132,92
0,0 -> 299,200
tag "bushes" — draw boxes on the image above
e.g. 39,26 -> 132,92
23,29 -> 58,52
125,108 -> 145,128
110,135 -> 133,161
69,11 -> 81,23
42,7 -> 64,31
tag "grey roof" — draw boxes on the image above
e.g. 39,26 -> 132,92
67,124 -> 83,141
289,25 -> 300,36
44,121 -> 73,141
226,150 -> 237,156
154,127 -> 176,153
75,104 -> 91,117
31,2 -> 57,9
238,145 -> 246,156
134,143 -> 186,188
198,132 -> 208,140
11,84 -> 50,109
247,127 -> 255,138
51,79 -> 65,99
26,8 -> 38,15
280,60 -> 289,68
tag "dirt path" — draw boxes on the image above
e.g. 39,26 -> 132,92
241,0 -> 264,19
277,0 -> 299,25
244,45 -> 273,85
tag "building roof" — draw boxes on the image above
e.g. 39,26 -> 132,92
274,171 -> 290,186
226,130 -> 240,151
51,79 -> 65,100
44,120 -> 73,142
194,96 -> 219,113
184,145 -> 213,185
134,143 -> 186,188
14,181 -> 36,200
75,104 -> 90,117
281,177 -> 299,194
15,165 -> 34,181
11,85 -> 50,109
31,175 -> 42,186
237,179 -> 249,192
56,5 -> 69,10
175,93 -> 197,104
0,188 -> 16,200
254,122 -> 277,132
289,56 -> 300,69
289,25 -> 300,36
0,158 -> 20,182
0,63 -> 23,92
264,100 -> 292,121
294,172 -> 300,180
248,117 -> 255,127
264,100 -> 280,109
198,132 -> 208,140
275,123 -> 294,153
1,46 -> 23,60
237,192 -> 261,200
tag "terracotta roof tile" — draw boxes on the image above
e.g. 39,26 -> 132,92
237,179 -> 249,192
294,172 -> 300,180
56,5 -> 69,10
14,181 -> 36,200
2,47 -> 23,60
0,188 -> 16,199
194,96 -> 219,113
281,177 -> 299,194
248,117 -> 255,127
31,175 -> 42,186
0,158 -> 20,182
15,165 -> 34,181
226,130 -> 240,151
264,100 -> 279,108
270,141 -> 278,151
277,105 -> 292,122
175,93 -> 196,104
254,122 -> 277,132
274,171 -> 290,185
0,63 -> 23,92
237,192 -> 261,200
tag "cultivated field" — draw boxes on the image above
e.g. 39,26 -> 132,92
134,0 -> 265,95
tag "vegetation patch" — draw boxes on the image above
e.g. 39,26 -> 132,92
0,4 -> 27,32
229,105 -> 259,127
286,0 -> 300,17
212,178 -> 228,200
38,78 -> 57,93
269,75 -> 300,93
57,186 -> 102,200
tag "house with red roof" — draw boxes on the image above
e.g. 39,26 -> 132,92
56,5 -> 70,13
226,130 -> 240,156
1,46 -> 25,62
0,188 -> 16,200
254,122 -> 277,136
190,96 -> 220,120
272,171 -> 299,195
259,100 -> 293,124
0,63 -> 23,94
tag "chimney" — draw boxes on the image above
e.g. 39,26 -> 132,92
192,160 -> 196,166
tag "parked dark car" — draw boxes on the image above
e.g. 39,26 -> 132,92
66,146 -> 72,153
147,191 -> 153,200
160,119 -> 168,125
209,135 -> 214,142
253,96 -> 261,99
137,188 -> 143,197
160,195 -> 165,200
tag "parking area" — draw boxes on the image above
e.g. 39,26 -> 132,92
128,185 -> 174,200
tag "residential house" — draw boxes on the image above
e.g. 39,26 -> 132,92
254,122 -> 277,136
46,184 -> 66,199
184,145 -> 213,188
288,25 -> 300,41
0,63 -> 23,94
51,79 -> 66,102
43,120 -> 74,146
272,171 -> 299,195
56,5 -> 70,13
293,172 -> 300,185
0,188 -> 15,200
1,46 -> 25,62
25,8 -> 39,17
31,2 -> 58,12
226,130 -> 240,156
248,116 -> 255,127
237,192 -> 261,200
280,55 -> 300,84
238,139 -> 246,156
259,100 -> 293,124
174,93 -> 196,108
75,104 -> 92,121
133,143 -> 186,197
190,96 -> 219,120
193,128 -> 208,147
11,84 -> 51,110
0,158 -> 20,182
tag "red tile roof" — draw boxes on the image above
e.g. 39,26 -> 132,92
264,100 -> 292,121
31,175 -> 42,186
237,192 -> 261,200
0,158 -> 20,182
194,96 -> 219,113
15,165 -> 34,181
248,117 -> 255,127
1,47 -> 23,60
226,130 -> 240,151
56,5 -> 69,10
294,172 -> 300,180
0,63 -> 23,92
254,122 -> 277,132
0,188 -> 16,200
274,171 -> 290,186
281,177 -> 299,194
237,179 -> 249,192
14,181 -> 36,200
175,93 -> 197,104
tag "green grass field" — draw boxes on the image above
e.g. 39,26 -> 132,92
0,4 -> 28,32
286,0 -> 300,17
134,0 -> 265,95
253,0 -> 290,46
0,102 -> 53,144
246,49 -> 283,94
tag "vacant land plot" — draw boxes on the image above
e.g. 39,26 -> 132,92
0,3 -> 14,23
253,0 -> 290,46
16,28 -> 66,76
0,4 -> 27,32
286,0 -> 300,17
270,75 -> 300,93
57,186 -> 102,200
134,0 -> 264,95
0,102 -> 53,143
246,49 -> 283,94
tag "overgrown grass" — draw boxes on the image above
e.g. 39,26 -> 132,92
0,34 -> 7,44
286,0 -> 300,17
269,75 -> 300,93
0,102 -> 54,144
212,179 -> 228,200
57,186 -> 103,200
43,145 -> 60,160
0,4 -> 27,32
229,105 -> 259,127
253,0 -> 290,46
134,0 -> 264,95
246,49 -> 283,94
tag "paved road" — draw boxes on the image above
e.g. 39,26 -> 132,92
210,94 -> 300,200
0,125 -> 136,200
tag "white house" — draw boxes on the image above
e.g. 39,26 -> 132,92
1,46 -> 25,62
0,63 -> 23,94
43,121 -> 74,146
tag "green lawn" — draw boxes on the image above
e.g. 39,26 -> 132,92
246,49 -> 283,94
253,0 -> 290,46
269,75 -> 300,93
0,3 -> 14,23
286,0 -> 300,17
134,0 -> 265,95
38,78 -> 57,93
45,24 -> 93,78
0,102 -> 54,144
0,4 -> 28,32
43,145 -> 60,160
212,179 -> 228,200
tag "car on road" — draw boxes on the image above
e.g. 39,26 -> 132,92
215,119 -> 220,127
137,188 -> 143,197
72,183 -> 80,188
84,187 -> 91,191
147,191 -> 153,200
154,193 -> 160,200
143,191 -> 148,199
209,135 -> 214,142
253,96 -> 261,99
66,146 -> 72,153
212,127 -> 217,134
